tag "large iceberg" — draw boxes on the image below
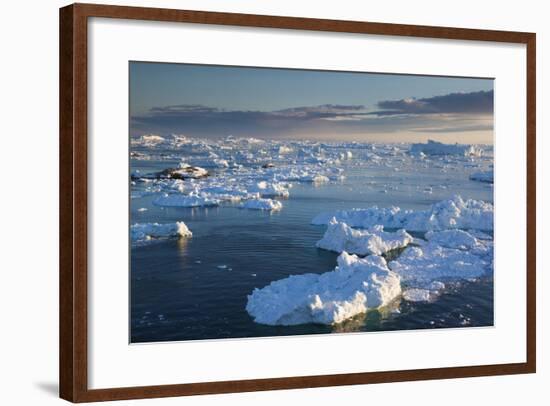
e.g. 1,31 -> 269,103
130,221 -> 192,243
312,195 -> 493,231
246,252 -> 401,325
316,220 -> 413,255
410,140 -> 483,157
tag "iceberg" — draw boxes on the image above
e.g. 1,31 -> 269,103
246,252 -> 401,325
153,193 -> 220,207
130,221 -> 192,243
240,198 -> 283,211
410,140 -> 483,157
316,220 -> 413,255
312,195 -> 493,231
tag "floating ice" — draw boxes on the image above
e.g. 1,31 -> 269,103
312,195 -> 493,231
246,252 -> 401,325
248,181 -> 290,198
316,220 -> 413,255
130,221 -> 192,243
133,134 -> 166,146
410,140 -> 483,157
240,198 -> 283,211
425,229 -> 480,250
469,170 -> 494,183
389,243 -> 489,287
166,164 -> 209,179
153,193 -> 220,207
402,289 -> 432,302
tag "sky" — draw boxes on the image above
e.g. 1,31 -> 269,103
130,62 -> 494,144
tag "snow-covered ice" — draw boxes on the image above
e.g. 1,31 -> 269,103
246,252 -> 401,325
131,221 -> 192,243
240,198 -> 283,211
389,243 -> 489,287
316,219 -> 413,255
153,193 -> 220,207
312,195 -> 493,231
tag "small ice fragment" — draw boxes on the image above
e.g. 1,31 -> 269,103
240,198 -> 283,211
137,207 -> 148,212
402,288 -> 432,302
130,221 -> 192,243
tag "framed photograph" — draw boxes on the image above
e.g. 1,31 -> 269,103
59,3 -> 536,402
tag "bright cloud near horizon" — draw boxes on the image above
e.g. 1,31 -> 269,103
130,62 -> 494,144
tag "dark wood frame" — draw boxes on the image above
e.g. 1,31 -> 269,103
60,3 -> 536,402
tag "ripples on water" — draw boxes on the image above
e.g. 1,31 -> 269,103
131,162 -> 494,343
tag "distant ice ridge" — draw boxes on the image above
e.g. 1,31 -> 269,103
130,221 -> 192,243
240,198 -> 283,211
246,252 -> 401,325
410,140 -> 483,157
316,219 -> 413,255
312,195 -> 493,231
469,170 -> 494,183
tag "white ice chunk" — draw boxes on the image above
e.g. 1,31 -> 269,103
312,195 -> 493,231
425,229 -> 480,250
316,220 -> 413,255
402,289 -> 432,302
248,181 -> 290,198
389,243 -> 488,287
130,221 -> 192,242
153,193 -> 220,207
246,252 -> 401,325
240,198 -> 283,211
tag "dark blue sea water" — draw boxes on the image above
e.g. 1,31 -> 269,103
130,159 -> 494,343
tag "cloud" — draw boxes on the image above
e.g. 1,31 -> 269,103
130,91 -> 493,140
131,104 -> 370,136
372,90 -> 493,116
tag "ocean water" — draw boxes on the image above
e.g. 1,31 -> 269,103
130,144 -> 494,343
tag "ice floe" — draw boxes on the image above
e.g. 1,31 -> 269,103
248,181 -> 290,198
316,220 -> 413,255
240,198 -> 283,211
130,221 -> 192,243
389,243 -> 489,287
246,252 -> 401,325
312,195 -> 493,231
153,193 -> 220,207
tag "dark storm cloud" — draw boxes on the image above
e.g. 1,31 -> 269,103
371,90 -> 494,116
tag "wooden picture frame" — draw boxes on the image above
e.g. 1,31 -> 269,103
59,3 -> 536,402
